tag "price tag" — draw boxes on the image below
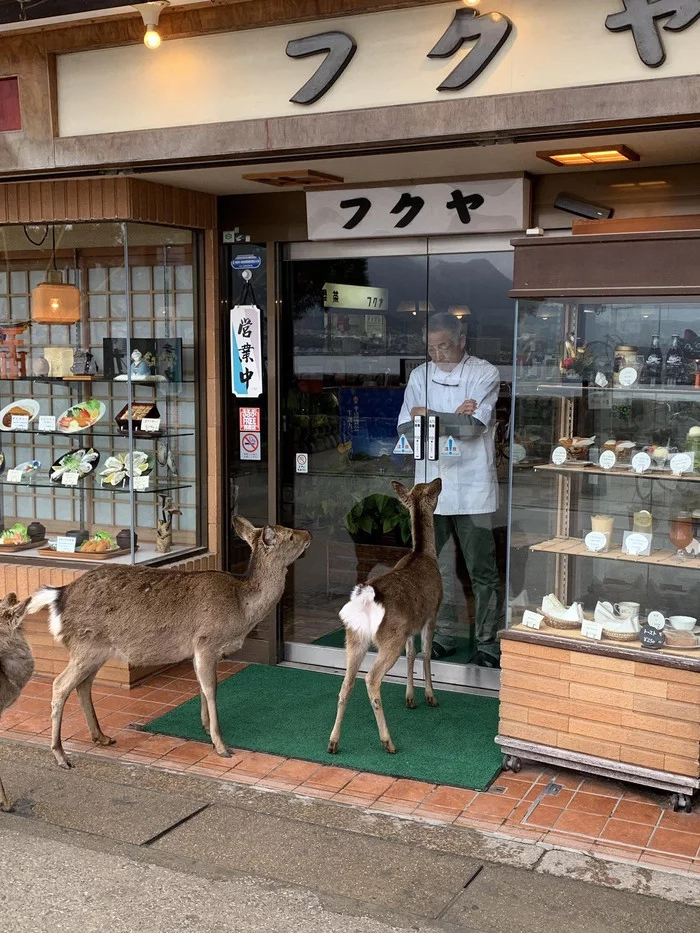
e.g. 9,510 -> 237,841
10,414 -> 29,430
56,536 -> 76,553
631,452 -> 651,474
647,610 -> 666,631
670,452 -> 693,476
585,531 -> 607,552
6,469 -> 23,483
521,610 -> 543,630
551,446 -> 567,465
622,531 -> 651,556
140,417 -> 161,433
38,415 -> 56,432
61,471 -> 79,487
618,367 -> 638,387
133,474 -> 150,491
598,450 -> 616,470
581,620 -> 603,641
511,443 -> 526,464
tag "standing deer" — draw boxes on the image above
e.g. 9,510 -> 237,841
328,478 -> 442,755
0,593 -> 34,811
27,517 -> 310,769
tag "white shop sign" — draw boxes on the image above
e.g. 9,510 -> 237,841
231,305 -> 263,398
307,178 -> 529,240
323,283 -> 388,311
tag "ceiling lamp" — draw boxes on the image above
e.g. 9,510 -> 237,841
397,300 -> 435,316
133,1 -> 169,50
537,145 -> 640,167
31,227 -> 81,325
448,305 -> 471,321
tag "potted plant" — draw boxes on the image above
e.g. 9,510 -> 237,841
344,493 -> 411,547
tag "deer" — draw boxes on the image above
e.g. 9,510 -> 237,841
26,517 -> 311,769
328,478 -> 442,756
0,593 -> 34,811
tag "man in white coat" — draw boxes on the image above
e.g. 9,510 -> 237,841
397,313 -> 502,668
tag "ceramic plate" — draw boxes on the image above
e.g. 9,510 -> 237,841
49,448 -> 101,483
56,399 -> 106,434
0,398 -> 40,431
13,460 -> 40,474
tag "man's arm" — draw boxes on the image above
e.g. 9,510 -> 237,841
430,365 -> 500,439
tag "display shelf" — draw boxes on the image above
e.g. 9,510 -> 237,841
535,463 -> 700,483
0,426 -> 195,438
0,376 -> 195,385
0,477 -> 190,494
518,382 -> 700,402
530,536 -> 700,569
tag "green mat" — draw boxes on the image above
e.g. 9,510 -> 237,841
143,664 -> 502,791
314,628 -> 475,666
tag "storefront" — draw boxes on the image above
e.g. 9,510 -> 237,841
0,0 -> 698,794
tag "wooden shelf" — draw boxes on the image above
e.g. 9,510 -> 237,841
536,463 -> 700,483
530,536 -> 700,570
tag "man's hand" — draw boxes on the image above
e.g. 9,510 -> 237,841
410,407 -> 427,418
456,399 -> 477,415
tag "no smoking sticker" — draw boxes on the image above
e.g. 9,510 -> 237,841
240,431 -> 261,461
296,453 -> 309,474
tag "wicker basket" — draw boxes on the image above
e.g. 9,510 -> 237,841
566,448 -> 589,462
542,614 -> 582,630
602,629 -> 639,642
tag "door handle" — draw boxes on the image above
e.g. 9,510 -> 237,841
428,415 -> 439,461
413,414 -> 424,461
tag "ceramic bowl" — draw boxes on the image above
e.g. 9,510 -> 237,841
668,615 -> 697,631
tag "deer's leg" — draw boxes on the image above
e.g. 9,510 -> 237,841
328,630 -> 366,754
366,641 -> 403,754
76,673 -> 115,746
405,636 -> 417,710
0,775 -> 10,812
421,620 -> 439,708
193,650 -> 230,758
51,658 -> 102,769
200,689 -> 210,734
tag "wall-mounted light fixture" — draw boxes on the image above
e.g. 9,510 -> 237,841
133,1 -> 169,50
537,145 -> 640,167
30,225 -> 81,325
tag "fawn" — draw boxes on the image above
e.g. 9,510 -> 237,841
27,517 -> 310,769
328,478 -> 442,755
0,593 -> 34,811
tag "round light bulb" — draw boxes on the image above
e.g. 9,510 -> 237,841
50,297 -> 61,311
144,28 -> 161,49
462,0 -> 480,6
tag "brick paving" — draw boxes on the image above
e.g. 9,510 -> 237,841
1,661 -> 699,879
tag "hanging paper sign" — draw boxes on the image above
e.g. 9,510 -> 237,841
393,434 -> 413,455
631,452 -> 651,474
670,452 -> 693,475
598,450 -> 616,470
231,304 -> 263,398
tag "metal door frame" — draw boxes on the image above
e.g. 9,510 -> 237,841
275,233 -> 514,693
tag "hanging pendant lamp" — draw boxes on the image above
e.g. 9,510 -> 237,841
31,226 -> 81,325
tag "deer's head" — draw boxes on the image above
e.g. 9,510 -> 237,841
0,592 -> 29,633
233,516 -> 311,568
391,478 -> 442,517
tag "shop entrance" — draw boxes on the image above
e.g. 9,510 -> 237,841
279,238 -> 514,689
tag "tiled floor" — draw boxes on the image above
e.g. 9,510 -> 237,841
2,662 -> 699,879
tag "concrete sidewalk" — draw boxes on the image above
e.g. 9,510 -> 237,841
0,742 -> 698,933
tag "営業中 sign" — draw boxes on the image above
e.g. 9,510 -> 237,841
231,305 -> 263,398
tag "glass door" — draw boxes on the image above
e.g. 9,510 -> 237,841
279,242 -> 513,688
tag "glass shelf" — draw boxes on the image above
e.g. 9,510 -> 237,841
530,536 -> 700,571
535,463 -> 700,483
520,382 -> 700,402
0,376 -> 195,385
0,477 -> 191,494
0,427 -> 195,439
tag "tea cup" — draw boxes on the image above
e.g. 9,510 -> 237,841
668,615 -> 697,631
614,601 -> 640,621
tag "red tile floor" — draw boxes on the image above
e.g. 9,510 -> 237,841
2,662 -> 700,879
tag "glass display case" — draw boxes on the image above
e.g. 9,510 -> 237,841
0,221 -> 204,565
509,296 -> 700,659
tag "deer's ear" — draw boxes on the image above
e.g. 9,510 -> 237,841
426,478 -> 442,500
9,598 -> 28,631
232,515 -> 257,545
262,526 -> 277,547
391,481 -> 411,507
0,592 -> 18,610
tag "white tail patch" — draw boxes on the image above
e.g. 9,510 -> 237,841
27,587 -> 63,640
339,584 -> 385,643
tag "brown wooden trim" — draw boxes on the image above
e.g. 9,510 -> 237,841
573,215 -> 700,236
500,629 -> 700,673
0,177 -> 215,228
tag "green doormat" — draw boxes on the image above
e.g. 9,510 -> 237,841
143,664 -> 502,791
314,629 -> 475,665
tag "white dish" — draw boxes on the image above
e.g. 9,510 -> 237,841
56,400 -> 106,434
0,398 -> 40,431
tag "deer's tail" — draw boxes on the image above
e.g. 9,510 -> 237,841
339,584 -> 385,645
27,586 -> 64,640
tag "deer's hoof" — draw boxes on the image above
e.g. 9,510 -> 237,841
215,747 -> 232,759
53,751 -> 73,770
382,740 -> 397,754
406,697 -> 417,710
327,741 -> 339,755
426,695 -> 439,708
0,801 -> 11,813
93,734 -> 116,747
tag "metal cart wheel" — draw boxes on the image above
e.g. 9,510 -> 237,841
502,754 -> 522,773
670,793 -> 693,813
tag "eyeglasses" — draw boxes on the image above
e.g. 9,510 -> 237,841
431,357 -> 468,387
427,341 -> 456,355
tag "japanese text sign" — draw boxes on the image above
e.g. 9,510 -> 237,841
231,305 -> 263,398
307,177 -> 529,240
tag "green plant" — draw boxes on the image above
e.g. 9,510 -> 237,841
344,493 -> 411,545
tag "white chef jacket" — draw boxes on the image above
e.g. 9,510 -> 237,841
397,354 -> 500,515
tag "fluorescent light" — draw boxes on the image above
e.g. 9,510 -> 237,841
538,145 -> 640,167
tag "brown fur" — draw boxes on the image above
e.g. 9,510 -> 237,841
328,479 -> 443,755
27,517 -> 310,768
0,593 -> 34,810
